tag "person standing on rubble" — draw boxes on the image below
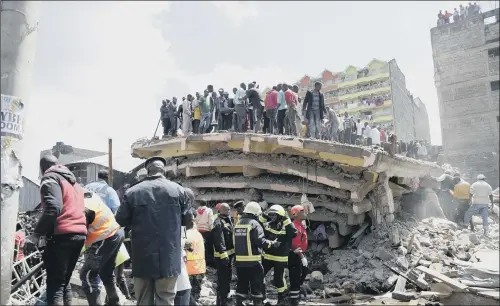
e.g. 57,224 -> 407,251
161,100 -> 170,137
182,94 -> 193,135
80,189 -> 124,305
450,174 -> 471,224
258,205 -> 297,306
115,156 -> 192,306
302,82 -> 326,140
168,97 -> 178,136
464,174 -> 493,237
211,203 -> 235,306
288,205 -> 309,306
276,84 -> 288,135
199,90 -> 211,134
284,83 -> 299,136
24,155 -> 88,306
233,202 -> 281,306
193,92 -> 202,134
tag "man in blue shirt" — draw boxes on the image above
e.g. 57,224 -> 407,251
85,170 -> 120,214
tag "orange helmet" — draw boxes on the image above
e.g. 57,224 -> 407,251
291,205 -> 305,216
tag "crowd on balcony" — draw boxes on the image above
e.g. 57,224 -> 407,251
437,3 -> 481,26
337,80 -> 391,96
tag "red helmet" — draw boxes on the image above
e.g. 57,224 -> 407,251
215,203 -> 222,211
291,205 -> 305,216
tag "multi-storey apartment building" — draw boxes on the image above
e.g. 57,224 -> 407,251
431,8 -> 499,186
293,58 -> 429,142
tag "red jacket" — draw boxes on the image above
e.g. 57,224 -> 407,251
38,165 -> 87,236
291,219 -> 308,252
265,90 -> 278,109
285,90 -> 297,108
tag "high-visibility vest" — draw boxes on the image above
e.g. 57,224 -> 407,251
84,193 -> 120,247
186,228 -> 206,275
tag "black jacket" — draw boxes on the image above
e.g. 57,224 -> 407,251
212,215 -> 234,259
259,215 -> 297,261
303,90 -> 326,120
116,175 -> 192,279
234,214 -> 275,267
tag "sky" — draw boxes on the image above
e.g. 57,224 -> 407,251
22,0 -> 499,179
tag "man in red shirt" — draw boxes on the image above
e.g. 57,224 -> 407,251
284,83 -> 298,136
265,86 -> 279,134
288,205 -> 308,306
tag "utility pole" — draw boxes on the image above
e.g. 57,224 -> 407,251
1,1 -> 42,304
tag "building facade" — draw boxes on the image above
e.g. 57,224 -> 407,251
294,58 -> 429,142
413,97 -> 431,143
431,8 -> 499,186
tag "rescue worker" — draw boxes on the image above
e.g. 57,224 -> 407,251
259,205 -> 297,306
24,155 -> 87,306
234,202 -> 281,306
85,170 -> 120,213
288,205 -> 309,306
186,203 -> 206,306
233,200 -> 245,225
81,190 -> 124,306
211,203 -> 235,306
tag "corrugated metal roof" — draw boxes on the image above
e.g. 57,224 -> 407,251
65,153 -> 144,173
20,177 -> 41,212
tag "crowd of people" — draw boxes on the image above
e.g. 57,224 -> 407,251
437,2 -> 481,26
24,155 -> 313,306
158,81 -> 399,146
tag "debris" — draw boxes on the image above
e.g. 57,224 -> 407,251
415,266 -> 468,291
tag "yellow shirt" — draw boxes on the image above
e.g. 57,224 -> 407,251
452,182 -> 471,200
194,107 -> 201,120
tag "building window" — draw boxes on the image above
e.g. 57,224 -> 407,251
491,80 -> 500,91
488,47 -> 500,58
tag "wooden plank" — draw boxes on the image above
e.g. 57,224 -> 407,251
415,266 -> 468,291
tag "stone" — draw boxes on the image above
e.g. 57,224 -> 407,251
398,246 -> 408,256
341,281 -> 356,294
325,287 -> 342,297
322,247 -> 330,254
373,269 -> 385,282
418,259 -> 432,267
383,274 -> 399,290
376,248 -> 394,261
363,251 -> 373,259
337,222 -> 354,236
310,271 -> 324,290
327,259 -> 343,273
396,256 -> 409,271
419,236 -> 432,247
392,291 -> 416,302
429,263 -> 443,273
468,233 -> 481,245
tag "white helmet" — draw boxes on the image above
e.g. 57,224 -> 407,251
268,204 -> 286,217
243,201 -> 262,216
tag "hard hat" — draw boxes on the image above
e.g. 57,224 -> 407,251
291,205 -> 305,216
233,200 -> 245,208
268,205 -> 286,217
215,203 -> 222,211
477,174 -> 486,180
243,201 -> 262,216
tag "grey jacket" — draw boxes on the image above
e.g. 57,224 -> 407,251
116,175 -> 192,279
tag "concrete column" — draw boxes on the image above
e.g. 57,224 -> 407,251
1,1 -> 42,304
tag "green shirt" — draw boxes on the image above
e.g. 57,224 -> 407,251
199,96 -> 210,114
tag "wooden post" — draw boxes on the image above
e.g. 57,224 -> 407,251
108,138 -> 113,186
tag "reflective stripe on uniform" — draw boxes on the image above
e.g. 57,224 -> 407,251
277,272 -> 287,293
214,248 -> 235,259
282,218 -> 291,226
289,291 -> 300,298
88,208 -> 114,233
235,255 -> 262,261
264,226 -> 286,235
124,238 -> 131,242
262,253 -> 288,262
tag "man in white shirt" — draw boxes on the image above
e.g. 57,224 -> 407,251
464,174 -> 493,236
233,84 -> 247,132
356,119 -> 363,144
363,122 -> 372,146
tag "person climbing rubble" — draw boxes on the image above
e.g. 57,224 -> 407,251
288,205 -> 309,306
80,190 -> 124,306
450,173 -> 471,223
258,205 -> 297,306
211,203 -> 235,306
233,202 -> 281,306
463,174 -> 493,237
24,155 -> 88,306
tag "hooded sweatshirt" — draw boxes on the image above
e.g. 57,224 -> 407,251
35,165 -> 87,236
195,205 -> 214,232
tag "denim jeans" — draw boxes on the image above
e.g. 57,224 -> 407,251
308,109 -> 321,139
200,113 -> 211,134
266,108 -> 277,134
463,204 -> 489,232
175,289 -> 191,306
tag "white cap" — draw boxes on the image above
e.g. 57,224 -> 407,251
477,174 -> 486,180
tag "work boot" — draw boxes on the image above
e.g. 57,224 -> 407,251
253,297 -> 264,306
104,284 -> 122,306
86,291 -> 103,306
235,296 -> 245,306
288,298 -> 299,306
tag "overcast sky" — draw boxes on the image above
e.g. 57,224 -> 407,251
22,0 -> 498,178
